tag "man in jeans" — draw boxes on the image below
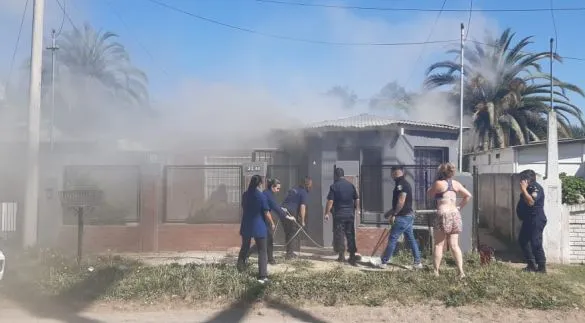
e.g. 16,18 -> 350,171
376,165 -> 422,270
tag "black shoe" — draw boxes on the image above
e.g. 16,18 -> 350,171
348,254 -> 358,266
336,253 -> 345,262
236,262 -> 246,273
536,264 -> 547,274
268,259 -> 277,265
522,264 -> 537,272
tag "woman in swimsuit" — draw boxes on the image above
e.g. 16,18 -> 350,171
427,162 -> 472,278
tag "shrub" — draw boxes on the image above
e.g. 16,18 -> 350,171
560,173 -> 585,204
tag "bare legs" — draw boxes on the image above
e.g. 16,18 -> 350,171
433,230 -> 445,276
433,230 -> 465,278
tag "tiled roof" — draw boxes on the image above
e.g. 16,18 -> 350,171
306,113 -> 460,131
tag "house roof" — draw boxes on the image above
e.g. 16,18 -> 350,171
305,113 -> 463,132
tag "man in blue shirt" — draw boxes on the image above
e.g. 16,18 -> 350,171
282,177 -> 312,259
516,169 -> 547,273
325,167 -> 360,266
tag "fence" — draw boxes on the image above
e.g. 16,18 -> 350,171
163,165 -> 243,224
62,165 -> 141,225
476,172 -> 522,243
359,164 -> 438,225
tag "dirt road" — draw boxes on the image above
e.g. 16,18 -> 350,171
0,302 -> 582,323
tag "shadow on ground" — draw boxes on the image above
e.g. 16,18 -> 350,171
202,283 -> 329,323
0,266 -> 126,323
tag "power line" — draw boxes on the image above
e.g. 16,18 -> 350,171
550,0 -> 558,53
6,0 -> 30,86
404,0 -> 448,88
465,0 -> 473,42
254,0 -> 585,12
145,0 -> 458,46
103,0 -> 171,77
54,0 -> 67,37
54,0 -> 78,30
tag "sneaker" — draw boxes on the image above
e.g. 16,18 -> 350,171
377,263 -> 389,270
257,278 -> 270,284
412,263 -> 424,270
369,257 -> 382,267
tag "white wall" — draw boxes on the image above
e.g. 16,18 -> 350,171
470,141 -> 585,177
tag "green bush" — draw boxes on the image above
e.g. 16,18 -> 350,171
560,173 -> 585,204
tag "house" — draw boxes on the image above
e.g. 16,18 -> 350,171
2,113 -> 464,255
468,138 -> 585,177
284,113 -> 461,249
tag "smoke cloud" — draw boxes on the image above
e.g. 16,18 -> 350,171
0,1 -> 499,152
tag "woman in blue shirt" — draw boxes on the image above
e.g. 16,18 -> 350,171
263,178 -> 288,264
237,175 -> 274,283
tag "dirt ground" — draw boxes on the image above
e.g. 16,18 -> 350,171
0,301 -> 582,323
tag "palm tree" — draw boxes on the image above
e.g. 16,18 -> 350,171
50,23 -> 148,106
424,28 -> 584,151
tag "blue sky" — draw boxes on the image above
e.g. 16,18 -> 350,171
1,0 -> 585,125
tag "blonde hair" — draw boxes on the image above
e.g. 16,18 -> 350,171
436,162 -> 456,180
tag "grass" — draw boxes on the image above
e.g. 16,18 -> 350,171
3,248 -> 584,310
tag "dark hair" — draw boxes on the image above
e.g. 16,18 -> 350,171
266,178 -> 281,189
247,175 -> 264,191
334,167 -> 345,179
519,169 -> 536,183
390,165 -> 404,172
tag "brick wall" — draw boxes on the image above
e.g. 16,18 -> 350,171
568,204 -> 585,264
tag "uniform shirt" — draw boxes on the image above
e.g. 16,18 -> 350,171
326,178 -> 359,219
263,189 -> 286,220
240,188 -> 270,238
392,176 -> 413,216
516,182 -> 546,221
282,186 -> 308,215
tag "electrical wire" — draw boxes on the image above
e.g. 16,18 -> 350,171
54,0 -> 67,37
55,0 -> 78,30
145,0 -> 458,46
254,0 -> 585,13
550,0 -> 559,52
403,0 -> 448,88
465,0 -> 473,41
103,0 -> 171,78
6,0 -> 30,86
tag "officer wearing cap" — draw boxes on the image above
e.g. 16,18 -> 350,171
516,169 -> 547,273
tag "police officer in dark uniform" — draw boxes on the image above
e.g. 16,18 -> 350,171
281,177 -> 312,259
324,167 -> 360,266
516,169 -> 547,273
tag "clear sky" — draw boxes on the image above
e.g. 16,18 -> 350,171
1,0 -> 584,125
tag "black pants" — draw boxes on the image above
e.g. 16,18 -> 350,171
267,221 -> 275,261
518,216 -> 547,268
237,236 -> 268,279
283,211 -> 301,255
333,217 -> 357,255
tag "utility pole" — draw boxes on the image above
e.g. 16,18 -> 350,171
23,0 -> 45,248
47,29 -> 59,151
458,23 -> 465,172
546,38 -> 559,181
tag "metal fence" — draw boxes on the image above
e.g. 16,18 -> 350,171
359,164 -> 438,225
163,165 -> 243,224
62,165 -> 141,225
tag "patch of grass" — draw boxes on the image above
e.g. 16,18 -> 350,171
5,248 -> 584,310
